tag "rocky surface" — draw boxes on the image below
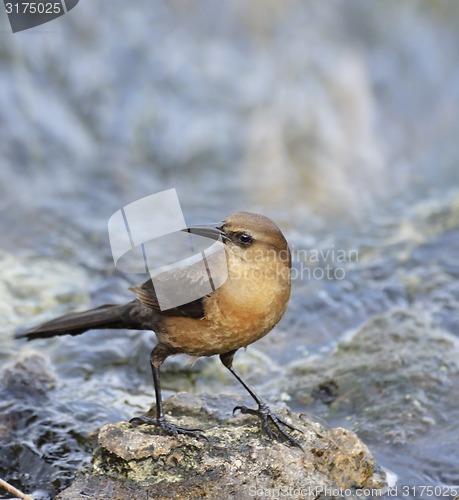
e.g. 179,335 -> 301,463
285,309 -> 459,445
56,393 -> 386,499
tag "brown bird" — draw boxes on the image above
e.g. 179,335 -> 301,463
17,212 -> 301,447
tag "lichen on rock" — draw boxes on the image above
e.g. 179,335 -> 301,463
57,393 -> 386,499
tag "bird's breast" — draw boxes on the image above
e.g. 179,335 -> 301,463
160,271 -> 289,356
157,256 -> 291,357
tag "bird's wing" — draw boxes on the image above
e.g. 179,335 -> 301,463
129,250 -> 227,319
130,278 -> 207,319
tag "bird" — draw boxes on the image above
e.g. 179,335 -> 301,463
16,212 -> 301,448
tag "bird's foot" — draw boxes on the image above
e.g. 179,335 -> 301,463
233,403 -> 303,449
129,415 -> 205,439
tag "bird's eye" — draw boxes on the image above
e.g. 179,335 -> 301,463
236,232 -> 253,245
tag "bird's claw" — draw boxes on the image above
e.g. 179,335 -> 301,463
233,403 -> 303,449
130,415 -> 206,439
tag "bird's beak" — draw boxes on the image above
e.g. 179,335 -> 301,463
183,222 -> 226,241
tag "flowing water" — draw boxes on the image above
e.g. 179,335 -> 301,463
1,1 -> 459,498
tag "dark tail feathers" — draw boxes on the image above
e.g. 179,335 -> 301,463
16,302 -> 143,340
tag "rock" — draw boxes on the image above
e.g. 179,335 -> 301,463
0,353 -> 56,445
0,353 -> 56,398
56,393 -> 386,499
285,309 -> 459,445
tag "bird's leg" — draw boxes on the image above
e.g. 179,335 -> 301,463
130,344 -> 204,438
220,351 -> 303,449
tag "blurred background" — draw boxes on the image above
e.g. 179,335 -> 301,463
1,0 -> 459,498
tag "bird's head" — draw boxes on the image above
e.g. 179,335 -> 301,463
186,212 -> 291,281
220,212 -> 290,267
